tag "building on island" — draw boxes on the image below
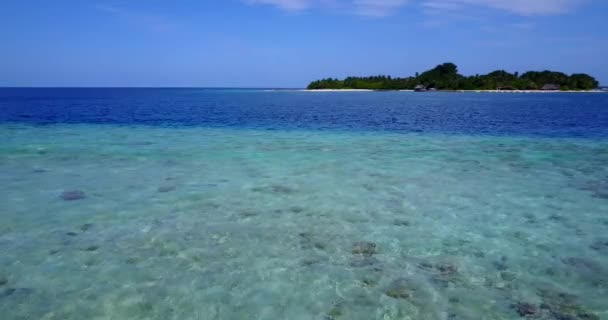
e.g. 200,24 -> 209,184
541,84 -> 560,91
414,85 -> 427,92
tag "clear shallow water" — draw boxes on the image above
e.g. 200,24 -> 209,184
1,89 -> 608,320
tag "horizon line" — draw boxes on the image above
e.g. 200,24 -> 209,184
0,86 -> 305,89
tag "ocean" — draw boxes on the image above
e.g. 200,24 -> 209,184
1,88 -> 607,319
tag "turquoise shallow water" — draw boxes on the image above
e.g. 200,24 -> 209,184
1,123 -> 608,320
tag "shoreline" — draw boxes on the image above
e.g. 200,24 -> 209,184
305,89 -> 607,93
302,89 -> 374,92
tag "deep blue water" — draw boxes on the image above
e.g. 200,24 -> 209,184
1,88 -> 608,137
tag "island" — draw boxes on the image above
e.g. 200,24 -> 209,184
307,63 -> 599,91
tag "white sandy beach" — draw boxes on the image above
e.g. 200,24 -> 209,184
303,89 -> 374,92
304,89 -> 606,93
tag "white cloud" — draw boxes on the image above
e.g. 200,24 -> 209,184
246,0 -> 411,16
246,0 -> 584,16
247,0 -> 312,11
353,0 -> 410,16
423,0 -> 584,15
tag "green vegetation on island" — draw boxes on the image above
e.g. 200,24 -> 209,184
307,63 -> 599,91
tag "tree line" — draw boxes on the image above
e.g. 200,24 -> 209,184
307,63 -> 599,91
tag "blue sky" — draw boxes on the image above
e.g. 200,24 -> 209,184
1,0 -> 607,87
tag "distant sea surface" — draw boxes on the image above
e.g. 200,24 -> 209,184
1,88 -> 607,320
2,88 -> 608,136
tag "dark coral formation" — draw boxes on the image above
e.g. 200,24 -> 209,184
589,239 -> 608,253
393,219 -> 411,227
157,185 -> 176,193
251,184 -> 296,195
60,190 -> 86,201
385,278 -> 416,299
512,302 -> 540,317
299,232 -> 327,251
537,287 -> 599,320
493,256 -> 509,271
352,241 -> 377,257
